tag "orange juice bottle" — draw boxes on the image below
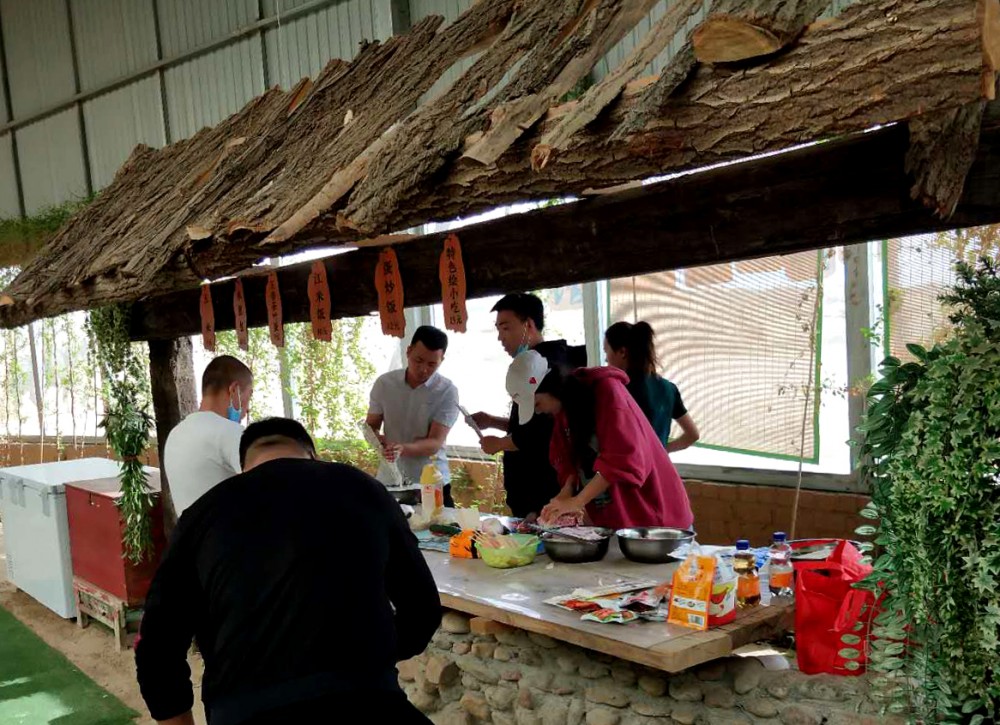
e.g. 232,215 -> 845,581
768,532 -> 795,598
734,539 -> 760,608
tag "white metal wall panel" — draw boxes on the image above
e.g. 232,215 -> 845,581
264,0 -> 377,88
83,79 -> 167,189
0,0 -> 76,117
0,134 -> 20,217
157,0 -> 258,57
17,111 -> 88,214
165,39 -> 266,140
70,0 -> 159,90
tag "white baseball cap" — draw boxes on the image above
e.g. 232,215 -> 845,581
505,350 -> 550,426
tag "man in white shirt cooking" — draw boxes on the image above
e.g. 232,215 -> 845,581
367,326 -> 460,506
163,356 -> 254,516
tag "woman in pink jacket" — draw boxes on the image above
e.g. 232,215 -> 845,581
505,350 -> 694,531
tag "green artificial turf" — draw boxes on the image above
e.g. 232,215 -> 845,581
0,605 -> 138,724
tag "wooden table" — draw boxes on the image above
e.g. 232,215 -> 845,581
424,543 -> 794,674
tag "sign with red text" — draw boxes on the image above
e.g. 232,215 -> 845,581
308,261 -> 333,342
375,248 -> 405,338
200,285 -> 216,352
265,272 -> 284,348
439,234 -> 468,333
233,279 -> 248,351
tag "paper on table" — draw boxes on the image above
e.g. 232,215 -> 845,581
458,404 -> 484,440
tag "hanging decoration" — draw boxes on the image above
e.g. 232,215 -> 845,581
439,233 -> 469,333
375,247 -> 405,338
265,272 -> 285,348
199,284 -> 216,352
233,278 -> 249,351
308,261 -> 332,342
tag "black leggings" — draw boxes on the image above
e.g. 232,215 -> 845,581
235,691 -> 431,724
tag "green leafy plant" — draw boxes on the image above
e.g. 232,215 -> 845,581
0,198 -> 93,267
88,305 -> 155,563
855,257 -> 1000,723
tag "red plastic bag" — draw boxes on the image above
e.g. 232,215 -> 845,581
793,540 -> 876,676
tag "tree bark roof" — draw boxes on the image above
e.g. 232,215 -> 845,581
1,0 -> 997,330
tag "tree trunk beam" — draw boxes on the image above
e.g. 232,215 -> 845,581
692,0 -> 832,63
906,101 -> 987,219
127,103 -> 1000,342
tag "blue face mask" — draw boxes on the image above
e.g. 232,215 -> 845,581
226,388 -> 243,423
514,324 -> 531,356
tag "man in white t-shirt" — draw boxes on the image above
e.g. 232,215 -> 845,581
164,356 -> 254,516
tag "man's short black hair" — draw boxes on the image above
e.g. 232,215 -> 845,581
492,293 -> 544,332
202,355 -> 253,394
239,417 -> 317,469
410,325 -> 448,353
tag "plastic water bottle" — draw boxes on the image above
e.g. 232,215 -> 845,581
768,532 -> 794,598
734,539 -> 760,608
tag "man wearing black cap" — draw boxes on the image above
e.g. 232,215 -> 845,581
135,418 -> 440,725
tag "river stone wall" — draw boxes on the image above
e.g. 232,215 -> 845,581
398,610 -> 899,725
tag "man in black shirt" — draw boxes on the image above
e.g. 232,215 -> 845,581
473,293 -> 587,520
135,418 -> 440,725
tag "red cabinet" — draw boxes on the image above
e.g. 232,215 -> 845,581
65,473 -> 167,606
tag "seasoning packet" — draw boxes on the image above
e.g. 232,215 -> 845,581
621,589 -> 663,613
581,608 -> 639,625
639,606 -> 670,623
668,552 -> 716,631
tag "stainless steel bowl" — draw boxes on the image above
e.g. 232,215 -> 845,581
542,528 -> 614,563
616,527 -> 695,564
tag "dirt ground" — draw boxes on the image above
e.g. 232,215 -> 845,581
0,525 -> 208,725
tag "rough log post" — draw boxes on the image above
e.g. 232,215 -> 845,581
692,0 -> 831,63
148,337 -> 197,534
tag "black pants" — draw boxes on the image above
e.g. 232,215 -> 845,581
235,691 -> 430,724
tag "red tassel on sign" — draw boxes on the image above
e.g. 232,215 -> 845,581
265,272 -> 284,348
439,233 -> 468,333
308,261 -> 332,342
233,279 -> 248,351
375,248 -> 405,338
200,285 -> 216,352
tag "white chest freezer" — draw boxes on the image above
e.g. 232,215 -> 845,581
0,458 -> 134,618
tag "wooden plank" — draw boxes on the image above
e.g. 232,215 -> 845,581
128,108 -> 1000,341
424,546 -> 794,674
147,337 -> 197,533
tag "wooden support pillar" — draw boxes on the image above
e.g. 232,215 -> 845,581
148,336 -> 197,533
844,243 -> 874,472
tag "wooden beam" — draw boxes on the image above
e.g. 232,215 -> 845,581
148,337 -> 197,533
692,0 -> 831,63
128,107 -> 1000,342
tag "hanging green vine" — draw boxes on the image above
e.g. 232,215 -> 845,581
854,257 -> 1000,723
87,304 -> 155,563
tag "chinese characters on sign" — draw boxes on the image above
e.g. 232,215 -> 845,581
200,284 -> 216,352
265,272 -> 284,348
233,279 -> 248,351
308,261 -> 332,342
438,233 -> 468,333
375,247 -> 405,338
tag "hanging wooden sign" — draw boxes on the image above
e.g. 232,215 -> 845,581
199,284 -> 216,352
265,272 -> 285,348
233,278 -> 248,351
439,233 -> 468,333
375,248 -> 405,338
308,261 -> 333,342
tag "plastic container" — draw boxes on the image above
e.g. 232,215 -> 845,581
768,531 -> 795,598
476,534 -> 540,569
734,539 -> 761,608
419,464 -> 444,518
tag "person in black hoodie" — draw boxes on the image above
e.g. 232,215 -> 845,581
472,293 -> 587,520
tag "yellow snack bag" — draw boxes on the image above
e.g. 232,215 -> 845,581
668,553 -> 716,631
